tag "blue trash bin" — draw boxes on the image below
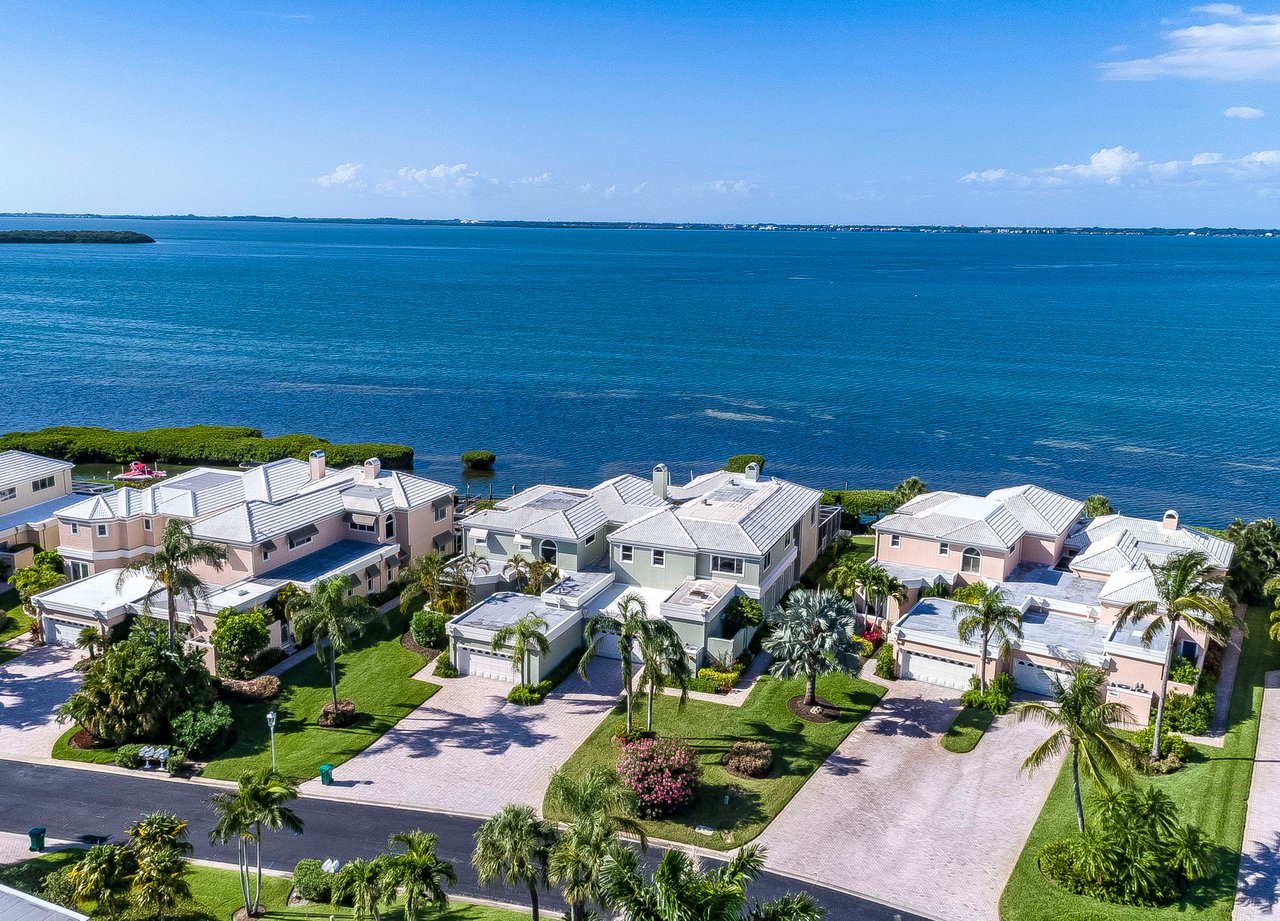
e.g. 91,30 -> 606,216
319,763 -> 334,786
28,828 -> 46,852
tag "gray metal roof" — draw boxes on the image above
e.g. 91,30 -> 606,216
0,450 -> 73,489
0,493 -> 84,532
987,485 -> 1084,537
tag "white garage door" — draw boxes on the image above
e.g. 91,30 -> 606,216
45,618 -> 87,647
1013,658 -> 1070,697
595,632 -> 642,663
901,650 -> 975,690
455,646 -> 516,682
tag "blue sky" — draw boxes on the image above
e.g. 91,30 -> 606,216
3,1 -> 1280,225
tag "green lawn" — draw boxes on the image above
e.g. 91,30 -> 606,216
545,673 -> 885,849
940,705 -> 994,754
999,603 -> 1280,921
799,534 -> 874,589
0,600 -> 30,644
53,621 -> 440,783
0,851 -> 525,920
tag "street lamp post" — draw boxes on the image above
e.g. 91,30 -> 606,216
266,710 -> 278,771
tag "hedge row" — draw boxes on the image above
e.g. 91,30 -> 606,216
821,488 -> 899,518
0,425 -> 414,470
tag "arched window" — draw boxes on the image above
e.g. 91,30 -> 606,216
961,547 -> 982,574
540,538 -> 558,565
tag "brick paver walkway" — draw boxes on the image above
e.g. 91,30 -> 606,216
300,658 -> 619,815
1235,670 -> 1280,920
756,677 -> 1060,921
0,645 -> 83,759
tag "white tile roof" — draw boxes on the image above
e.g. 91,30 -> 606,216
0,450 -> 72,489
987,484 -> 1084,537
1066,514 -> 1234,574
464,484 -> 614,541
876,484 -> 1081,551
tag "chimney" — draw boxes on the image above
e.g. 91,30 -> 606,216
308,449 -> 326,481
363,457 -> 382,482
652,463 -> 669,500
1162,509 -> 1179,531
744,462 -> 760,482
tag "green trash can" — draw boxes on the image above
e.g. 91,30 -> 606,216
28,828 -> 46,852
318,764 -> 334,786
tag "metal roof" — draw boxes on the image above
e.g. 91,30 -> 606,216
0,451 -> 73,489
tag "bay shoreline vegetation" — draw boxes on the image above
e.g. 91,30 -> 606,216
0,229 -> 155,243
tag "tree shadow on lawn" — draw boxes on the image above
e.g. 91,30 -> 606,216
682,780 -> 768,835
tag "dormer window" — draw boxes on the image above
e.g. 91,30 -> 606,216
261,539 -> 277,562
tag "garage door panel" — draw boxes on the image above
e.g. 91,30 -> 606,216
45,619 -> 86,646
1013,659 -> 1069,697
456,646 -> 516,682
901,650 -> 975,690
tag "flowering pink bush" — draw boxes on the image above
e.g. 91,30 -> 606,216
616,736 -> 701,818
861,624 -> 885,649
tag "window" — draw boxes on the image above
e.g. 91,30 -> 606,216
652,548 -> 665,568
349,519 -> 376,533
890,534 -> 901,549
69,561 -> 90,581
620,545 -> 634,563
31,475 -> 55,492
288,533 -> 312,550
585,533 -> 596,545
938,542 -> 950,557
0,487 -> 15,502
70,522 -> 80,536
764,550 -> 772,569
434,504 -> 448,522
262,547 -> 272,561
1178,639 -> 1200,665
385,516 -> 396,539
711,555 -> 744,576
810,506 -> 816,525
143,518 -> 153,532
367,575 -> 375,592
95,524 -> 108,538
961,547 -> 982,574
540,538 -> 557,565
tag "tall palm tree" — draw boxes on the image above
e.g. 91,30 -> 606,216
208,785 -> 255,917
550,816 -> 614,921
128,846 -> 191,921
383,829 -> 457,919
599,843 -> 825,921
863,566 -> 907,624
1116,550 -> 1241,758
334,857 -> 393,921
287,574 -> 379,717
951,584 -> 1024,693
117,519 -> 226,646
1265,575 -> 1280,642
503,553 -> 534,589
764,589 -> 863,709
453,550 -> 492,604
580,592 -> 652,734
635,618 -> 692,732
491,612 -> 551,687
126,812 -> 193,859
473,805 -> 558,921
400,551 -> 459,613
209,769 -> 304,916
826,559 -> 873,614
1013,663 -> 1138,832
69,844 -> 135,921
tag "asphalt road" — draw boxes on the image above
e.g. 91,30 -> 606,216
0,758 -> 928,920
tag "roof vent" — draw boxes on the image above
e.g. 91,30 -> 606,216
744,462 -> 760,482
308,449 -> 326,481
363,458 -> 382,482
1162,509 -> 1179,531
652,463 -> 669,500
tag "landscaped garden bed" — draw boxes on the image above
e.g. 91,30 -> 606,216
940,705 -> 994,754
545,672 -> 884,848
999,602 -> 1280,921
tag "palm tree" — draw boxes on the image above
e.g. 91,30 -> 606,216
764,589 -> 863,709
126,812 -> 193,859
129,846 -> 191,921
1265,575 -> 1280,642
599,843 -> 825,921
76,626 -> 105,659
400,551 -> 459,614
826,559 -> 873,614
525,558 -> 561,595
1116,550 -> 1241,759
334,857 -> 393,921
209,769 -> 304,917
117,519 -> 227,646
580,592 -> 653,734
892,476 -> 929,506
546,768 -> 647,921
1013,663 -> 1138,832
287,574 -> 379,717
208,785 -> 254,917
491,612 -> 551,687
863,566 -> 907,624
635,618 -> 691,732
503,553 -> 534,589
453,550 -> 491,604
383,829 -> 457,919
8,557 -> 67,626
473,805 -> 558,921
69,844 -> 135,921
951,584 -> 1024,693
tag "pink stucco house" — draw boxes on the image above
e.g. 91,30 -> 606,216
872,485 -> 1233,724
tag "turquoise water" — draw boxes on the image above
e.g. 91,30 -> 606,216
1,216 -> 1277,523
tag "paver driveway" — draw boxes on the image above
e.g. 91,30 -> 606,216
0,645 -> 84,759
301,658 -> 620,815
756,678 -> 1059,921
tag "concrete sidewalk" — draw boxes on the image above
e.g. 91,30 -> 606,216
1235,670 -> 1280,920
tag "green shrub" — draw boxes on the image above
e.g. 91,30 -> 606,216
115,743 -> 144,769
984,692 -> 1010,715
1162,691 -> 1213,735
1133,726 -> 1190,760
253,648 -> 288,672
961,688 -> 984,708
611,722 -> 656,745
166,747 -> 187,775
410,609 -> 448,649
39,867 -> 78,908
170,701 -> 234,756
433,649 -> 458,678
1038,838 -> 1079,889
1167,656 -> 1199,685
292,858 -> 335,903
854,636 -> 874,657
722,596 -> 763,636
990,671 -> 1014,697
211,606 -> 271,679
461,450 -> 496,470
507,684 -> 543,706
697,663 -> 744,691
723,454 -> 765,474
821,488 -> 899,519
875,643 -> 896,679
688,677 -> 723,694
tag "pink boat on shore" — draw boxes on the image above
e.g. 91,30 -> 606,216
113,461 -> 168,481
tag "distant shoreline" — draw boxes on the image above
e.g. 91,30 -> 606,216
0,229 -> 155,244
1,212 -> 1277,237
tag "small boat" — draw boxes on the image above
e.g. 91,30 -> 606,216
114,461 -> 167,481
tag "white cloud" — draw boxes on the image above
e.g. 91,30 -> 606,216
963,144 -> 1280,188
316,162 -> 363,187
1224,105 -> 1266,117
697,179 -> 756,195
1102,6 -> 1280,80
375,163 -> 501,197
516,172 -> 555,186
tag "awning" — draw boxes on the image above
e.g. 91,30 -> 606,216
470,528 -> 489,541
349,513 -> 378,527
514,534 -> 532,549
432,496 -> 452,512
287,524 -> 319,543
261,539 -> 277,553
364,564 -> 380,577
